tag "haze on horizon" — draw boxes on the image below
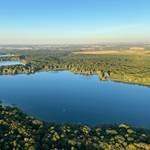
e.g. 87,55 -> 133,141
0,0 -> 150,44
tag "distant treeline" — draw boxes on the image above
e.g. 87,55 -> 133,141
0,50 -> 150,86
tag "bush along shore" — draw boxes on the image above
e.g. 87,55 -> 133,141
0,104 -> 150,150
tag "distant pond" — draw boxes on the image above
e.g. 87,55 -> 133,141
0,71 -> 150,128
0,61 -> 24,66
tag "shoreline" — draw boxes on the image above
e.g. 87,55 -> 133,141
1,104 -> 150,149
0,68 -> 149,88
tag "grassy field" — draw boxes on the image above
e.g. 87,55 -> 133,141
74,48 -> 150,56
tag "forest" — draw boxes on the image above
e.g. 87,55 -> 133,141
0,49 -> 150,86
1,104 -> 150,150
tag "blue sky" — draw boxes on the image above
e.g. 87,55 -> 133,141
0,0 -> 150,44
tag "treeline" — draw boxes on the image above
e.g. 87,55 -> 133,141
0,50 -> 150,85
0,104 -> 150,150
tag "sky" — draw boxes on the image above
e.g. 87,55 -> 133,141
0,0 -> 150,44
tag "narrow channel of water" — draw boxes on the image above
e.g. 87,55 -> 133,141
0,61 -> 24,66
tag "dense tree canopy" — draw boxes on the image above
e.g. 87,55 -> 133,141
0,104 -> 150,150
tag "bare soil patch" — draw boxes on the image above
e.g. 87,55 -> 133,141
74,50 -> 119,55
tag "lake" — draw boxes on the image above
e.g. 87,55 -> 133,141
0,71 -> 150,128
0,54 -> 15,57
0,61 -> 24,66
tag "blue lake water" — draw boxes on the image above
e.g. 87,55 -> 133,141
0,61 -> 24,66
0,54 -> 15,57
0,71 -> 150,128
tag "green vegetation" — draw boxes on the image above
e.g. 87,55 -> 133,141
0,104 -> 150,150
0,49 -> 150,86
1,49 -> 150,149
